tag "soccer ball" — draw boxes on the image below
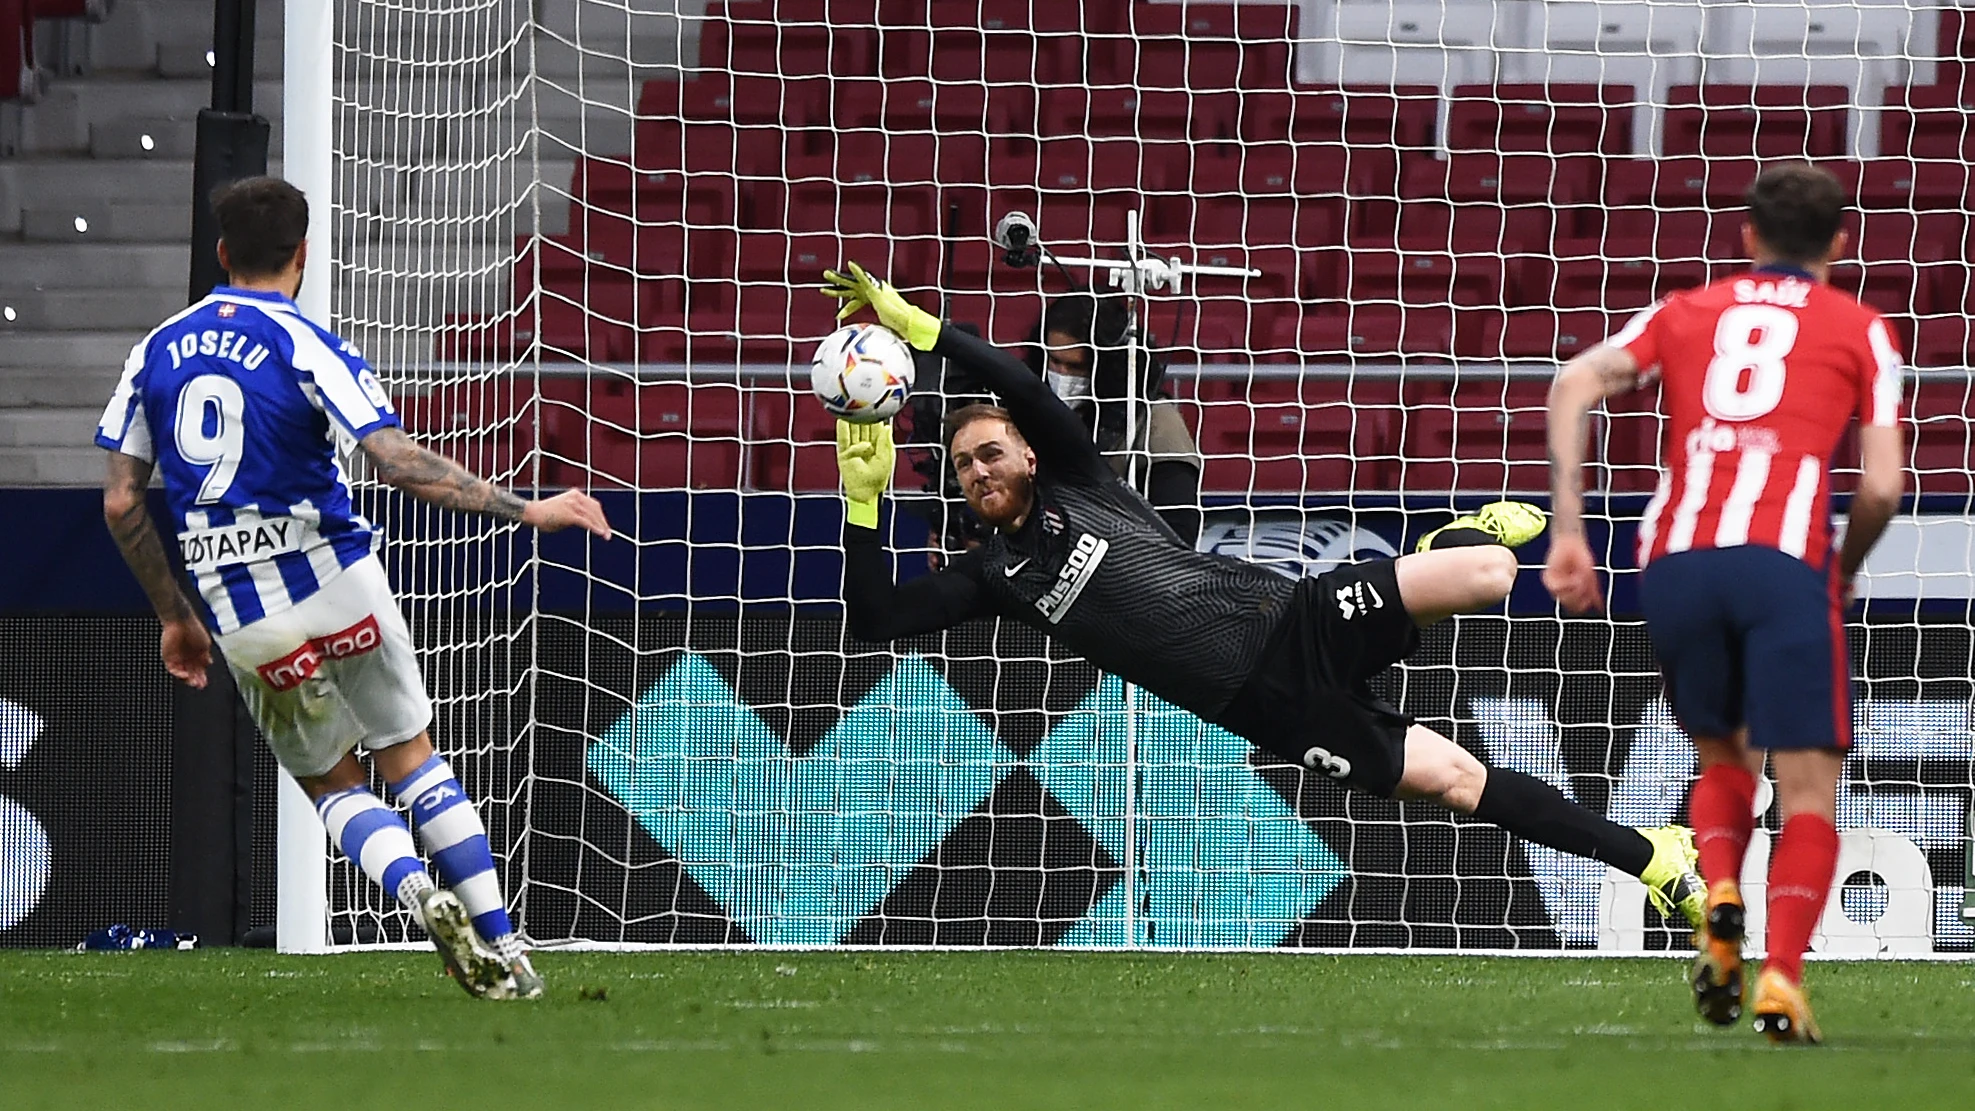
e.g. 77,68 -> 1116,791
811,323 -> 914,424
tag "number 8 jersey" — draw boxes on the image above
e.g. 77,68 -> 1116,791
1610,265 -> 1905,572
95,287 -> 401,633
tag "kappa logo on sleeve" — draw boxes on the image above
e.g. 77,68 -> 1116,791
255,614 -> 384,691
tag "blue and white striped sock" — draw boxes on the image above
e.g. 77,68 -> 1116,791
314,786 -> 433,909
392,754 -> 522,962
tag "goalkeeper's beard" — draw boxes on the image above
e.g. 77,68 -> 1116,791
967,469 -> 1034,532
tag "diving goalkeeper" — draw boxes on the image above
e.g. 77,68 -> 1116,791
824,262 -> 1706,928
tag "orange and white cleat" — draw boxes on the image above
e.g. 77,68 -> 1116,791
1751,967 -> 1823,1045
1689,878 -> 1746,1026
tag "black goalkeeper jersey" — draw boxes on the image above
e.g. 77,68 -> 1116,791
843,327 -> 1296,720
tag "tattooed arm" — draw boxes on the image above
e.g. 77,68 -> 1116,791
1542,343 -> 1643,613
103,450 -> 211,687
358,426 -> 612,537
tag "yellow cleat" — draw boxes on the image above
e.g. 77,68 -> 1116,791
1415,500 -> 1548,553
1752,967 -> 1823,1045
1691,878 -> 1746,1026
1638,824 -> 1708,932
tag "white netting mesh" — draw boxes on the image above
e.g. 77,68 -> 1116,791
321,0 -> 1975,951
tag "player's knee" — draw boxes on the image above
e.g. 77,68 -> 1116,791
1469,545 -> 1518,605
1437,760 -> 1487,813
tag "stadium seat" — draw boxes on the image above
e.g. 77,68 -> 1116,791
1273,305 -> 1458,363
1906,375 -> 1975,495
1881,85 -> 1975,160
1444,84 -> 1634,155
1599,385 -> 1664,493
1237,86 -> 1437,159
747,386 -> 849,491
1662,85 -> 1850,159
1398,378 -> 1553,493
679,73 -> 832,128
1166,299 -> 1276,363
1392,200 -> 1556,256
1511,2 -> 1702,154
1495,308 -> 1617,361
705,14 -> 873,78
629,119 -> 783,178
1827,261 -> 1934,317
1910,316 -> 1975,371
1193,376 -> 1401,493
1536,257 -> 1710,312
1121,1 -> 1295,91
1050,85 -> 1234,142
541,379 -> 746,491
393,377 -> 539,483
1345,250 -> 1506,310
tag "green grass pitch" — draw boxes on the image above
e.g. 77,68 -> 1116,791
2,950 -> 1970,1109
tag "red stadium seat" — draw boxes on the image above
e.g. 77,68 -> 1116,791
1880,85 -> 1975,160
1345,250 -> 1507,309
748,387 -> 848,491
1050,85 -> 1234,142
1663,85 -> 1850,158
1393,201 -> 1557,256
1602,157 -> 1759,211
1445,84 -> 1634,155
1238,86 -> 1437,155
1399,378 -> 1553,494
1600,386 -> 1664,494
1910,315 -> 1975,371
679,74 -> 832,128
541,379 -> 746,491
1124,2 -> 1295,90
706,14 -> 872,78
1496,309 -> 1618,361
1856,159 -> 1974,212
393,377 -> 539,482
1906,375 -> 1975,496
1193,376 -> 1400,493
1273,306 -> 1457,362
1827,261 -> 1934,317
1537,257 -> 1710,311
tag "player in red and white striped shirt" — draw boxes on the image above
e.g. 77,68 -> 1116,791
1544,164 -> 1906,1044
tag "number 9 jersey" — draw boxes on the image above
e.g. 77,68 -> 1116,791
95,287 -> 401,634
1609,266 -> 1905,572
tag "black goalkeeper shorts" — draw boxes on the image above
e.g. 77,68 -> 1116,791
1210,559 -> 1419,798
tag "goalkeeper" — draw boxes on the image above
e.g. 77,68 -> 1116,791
824,262 -> 1706,928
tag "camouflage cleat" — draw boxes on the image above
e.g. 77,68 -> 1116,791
1415,500 -> 1549,552
1638,824 -> 1708,933
488,953 -> 545,1001
1752,967 -> 1823,1045
1691,879 -> 1747,1026
413,888 -> 508,999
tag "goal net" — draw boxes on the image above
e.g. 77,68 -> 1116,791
299,0 -> 1975,953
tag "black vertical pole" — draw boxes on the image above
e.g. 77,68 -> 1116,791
188,0 -> 271,304
173,0 -> 274,946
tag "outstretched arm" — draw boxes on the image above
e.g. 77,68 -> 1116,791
837,418 -> 989,639
359,426 -> 612,537
824,262 -> 1110,482
1543,343 -> 1642,613
102,450 -> 211,688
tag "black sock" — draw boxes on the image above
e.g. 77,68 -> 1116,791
1472,767 -> 1653,876
1424,526 -> 1498,550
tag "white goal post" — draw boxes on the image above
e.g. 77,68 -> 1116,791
280,0 -> 1975,956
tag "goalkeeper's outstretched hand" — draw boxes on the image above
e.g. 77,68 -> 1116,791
821,261 -> 941,351
836,418 -> 896,529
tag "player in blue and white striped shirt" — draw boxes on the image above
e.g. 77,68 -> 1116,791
98,177 -> 610,998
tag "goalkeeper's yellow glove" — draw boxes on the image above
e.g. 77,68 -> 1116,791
836,418 -> 895,530
821,261 -> 942,351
